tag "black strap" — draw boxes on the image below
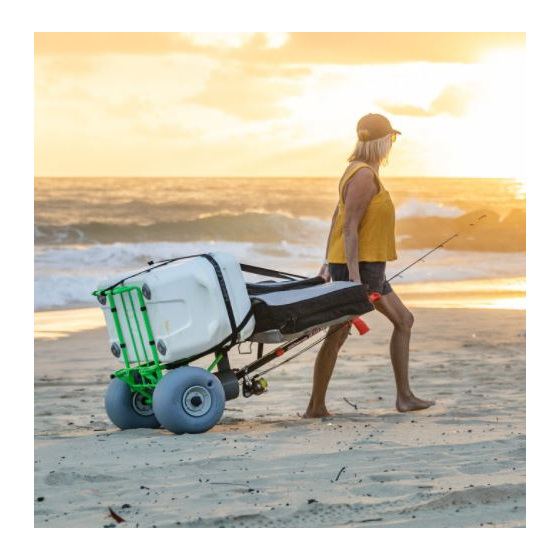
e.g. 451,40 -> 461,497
200,306 -> 253,355
100,255 -> 307,293
101,253 -> 206,293
101,252 -> 315,363
200,254 -> 239,345
239,263 -> 307,281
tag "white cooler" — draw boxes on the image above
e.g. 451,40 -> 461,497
97,252 -> 255,365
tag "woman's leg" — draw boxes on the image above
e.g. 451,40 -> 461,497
303,322 -> 351,418
373,290 -> 435,412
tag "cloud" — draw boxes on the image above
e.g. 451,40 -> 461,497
226,33 -> 526,65
35,32 -> 525,64
430,85 -> 472,116
377,104 -> 434,117
238,62 -> 311,79
43,55 -> 97,74
104,96 -> 155,119
379,85 -> 473,117
35,53 -> 215,107
186,64 -> 305,120
34,32 -> 185,55
183,32 -> 289,50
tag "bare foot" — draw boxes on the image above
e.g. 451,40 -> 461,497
396,395 -> 435,412
302,407 -> 333,419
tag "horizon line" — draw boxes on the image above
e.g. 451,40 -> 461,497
34,175 -> 522,181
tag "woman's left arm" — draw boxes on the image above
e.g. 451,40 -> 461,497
343,169 -> 377,282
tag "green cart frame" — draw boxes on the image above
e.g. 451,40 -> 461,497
93,281 -> 341,434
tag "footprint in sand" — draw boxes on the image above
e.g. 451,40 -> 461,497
45,471 -> 121,486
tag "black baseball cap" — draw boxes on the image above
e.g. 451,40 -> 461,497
357,113 -> 401,141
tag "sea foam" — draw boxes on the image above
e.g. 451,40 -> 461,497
396,199 -> 464,219
34,241 -> 526,311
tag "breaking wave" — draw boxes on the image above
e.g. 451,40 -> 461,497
34,241 -> 526,310
34,212 -> 329,246
396,199 -> 464,219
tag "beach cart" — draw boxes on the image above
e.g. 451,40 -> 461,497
93,252 -> 375,434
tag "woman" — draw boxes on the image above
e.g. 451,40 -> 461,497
304,113 -> 435,418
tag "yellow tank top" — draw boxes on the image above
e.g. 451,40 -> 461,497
327,162 -> 397,263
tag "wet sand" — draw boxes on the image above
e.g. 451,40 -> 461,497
34,307 -> 525,528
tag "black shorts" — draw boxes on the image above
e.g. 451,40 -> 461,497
329,262 -> 393,296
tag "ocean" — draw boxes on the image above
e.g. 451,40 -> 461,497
34,176 -> 525,311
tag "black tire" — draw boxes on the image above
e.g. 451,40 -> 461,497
152,366 -> 226,434
104,378 -> 160,430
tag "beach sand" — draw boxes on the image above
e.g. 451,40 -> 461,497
34,307 -> 525,528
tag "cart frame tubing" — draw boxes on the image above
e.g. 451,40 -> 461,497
94,285 -> 163,402
235,325 -> 326,379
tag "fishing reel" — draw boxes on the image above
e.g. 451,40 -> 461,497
242,376 -> 268,398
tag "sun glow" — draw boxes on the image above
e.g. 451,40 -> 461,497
34,33 -> 525,177
182,32 -> 254,49
182,32 -> 289,50
481,47 -> 526,67
398,277 -> 526,310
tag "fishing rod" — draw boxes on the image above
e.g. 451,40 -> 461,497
243,215 -> 489,381
387,214 -> 487,282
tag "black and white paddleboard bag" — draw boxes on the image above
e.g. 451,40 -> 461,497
247,280 -> 374,343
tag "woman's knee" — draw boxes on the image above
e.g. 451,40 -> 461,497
408,311 -> 415,328
395,310 -> 414,331
329,323 -> 350,349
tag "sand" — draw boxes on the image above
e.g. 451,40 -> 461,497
34,307 -> 525,528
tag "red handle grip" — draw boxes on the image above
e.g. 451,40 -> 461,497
350,292 -> 381,335
352,317 -> 370,335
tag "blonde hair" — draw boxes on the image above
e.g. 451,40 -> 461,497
348,132 -> 393,166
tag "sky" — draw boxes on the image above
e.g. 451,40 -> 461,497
34,32 -> 526,178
